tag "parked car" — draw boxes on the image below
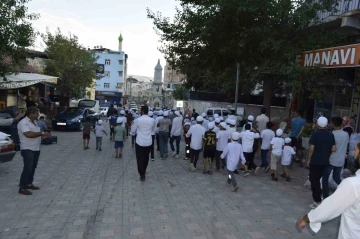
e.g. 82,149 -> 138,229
99,107 -> 109,116
52,100 -> 99,131
0,132 -> 16,163
206,108 -> 231,118
0,106 -> 21,151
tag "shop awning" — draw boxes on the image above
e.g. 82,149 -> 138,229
0,73 -> 58,89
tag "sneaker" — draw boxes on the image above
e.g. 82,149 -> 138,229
255,167 -> 260,175
172,152 -> 176,157
243,171 -> 249,177
265,166 -> 270,173
175,154 -> 179,159
151,158 -> 155,161
280,173 -> 287,178
285,176 -> 291,182
309,202 -> 321,209
233,186 -> 239,192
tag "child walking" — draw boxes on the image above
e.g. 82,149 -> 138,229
183,122 -> 191,160
281,138 -> 296,182
215,122 -> 230,171
202,122 -> 216,174
270,129 -> 285,181
83,117 -> 93,150
221,132 -> 246,192
94,120 -> 107,151
113,118 -> 125,158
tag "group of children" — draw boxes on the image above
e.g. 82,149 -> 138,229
184,114 -> 297,192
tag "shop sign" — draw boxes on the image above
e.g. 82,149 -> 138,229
176,100 -> 184,107
95,91 -> 122,97
300,43 -> 360,68
0,78 -> 57,89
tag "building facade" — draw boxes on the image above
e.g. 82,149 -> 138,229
162,61 -> 185,108
128,75 -> 153,106
150,60 -> 163,108
91,34 -> 127,105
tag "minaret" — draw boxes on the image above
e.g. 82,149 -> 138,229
154,59 -> 163,83
118,33 -> 123,51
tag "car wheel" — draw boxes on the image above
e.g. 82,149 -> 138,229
79,123 -> 84,131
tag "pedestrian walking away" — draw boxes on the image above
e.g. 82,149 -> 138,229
260,122 -> 275,172
94,119 -> 107,151
202,122 -> 216,174
114,118 -> 126,158
239,123 -> 260,176
280,138 -> 296,182
290,110 -> 307,167
186,116 -> 206,171
270,129 -> 285,181
108,113 -> 118,141
170,110 -> 183,158
131,106 -> 155,182
158,111 -> 171,159
148,111 -> 156,161
82,117 -> 94,149
215,122 -> 230,171
183,122 -> 191,160
17,106 -> 50,196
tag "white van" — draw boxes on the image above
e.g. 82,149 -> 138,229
206,108 -> 231,118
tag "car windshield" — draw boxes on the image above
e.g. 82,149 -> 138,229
62,108 -> 83,115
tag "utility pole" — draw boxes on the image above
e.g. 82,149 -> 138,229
234,63 -> 240,116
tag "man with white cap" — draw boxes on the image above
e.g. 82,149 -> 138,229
170,111 -> 183,158
201,113 -> 209,131
158,111 -> 171,159
307,116 -> 336,209
221,132 -> 246,192
186,116 -> 206,171
155,110 -> 164,151
239,123 -> 260,176
227,119 -> 237,136
213,114 -> 219,119
213,118 -> 221,133
215,122 -> 231,171
202,122 -> 217,174
242,115 -> 254,132
219,116 -> 224,122
269,128 -> 285,181
94,119 -> 107,151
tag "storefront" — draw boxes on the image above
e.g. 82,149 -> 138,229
95,91 -> 122,106
299,43 -> 360,132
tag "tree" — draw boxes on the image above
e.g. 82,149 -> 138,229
0,0 -> 39,77
172,84 -> 186,100
147,0 -> 342,115
42,29 -> 99,107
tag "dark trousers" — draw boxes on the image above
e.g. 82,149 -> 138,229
156,134 -> 160,150
158,131 -> 169,157
215,150 -> 224,170
135,143 -> 151,177
19,150 -> 40,189
227,170 -> 237,187
309,164 -> 327,203
260,149 -> 269,167
110,126 -> 115,138
170,135 -> 181,155
96,137 -> 102,149
185,143 -> 190,158
190,148 -> 201,167
150,135 -> 155,159
244,152 -> 257,170
132,134 -> 137,146
322,164 -> 342,199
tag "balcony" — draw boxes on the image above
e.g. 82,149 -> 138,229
316,0 -> 360,22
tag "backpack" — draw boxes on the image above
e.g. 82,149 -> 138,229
109,115 -> 117,126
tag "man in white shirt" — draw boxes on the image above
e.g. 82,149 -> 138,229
201,113 -> 209,130
130,106 -> 155,182
242,115 -> 254,132
259,122 -> 275,172
256,107 -> 269,134
215,122 -> 231,171
186,116 -> 205,171
213,118 -> 221,133
155,110 -> 163,152
18,107 -> 50,196
239,123 -> 260,176
297,145 -> 360,238
170,111 -> 183,158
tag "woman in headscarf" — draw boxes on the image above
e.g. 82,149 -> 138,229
342,116 -> 354,137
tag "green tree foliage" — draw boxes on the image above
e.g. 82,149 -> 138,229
147,0 -> 342,104
42,29 -> 99,100
0,0 -> 39,77
172,84 -> 186,100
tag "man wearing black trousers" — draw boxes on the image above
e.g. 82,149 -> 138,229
131,106 -> 155,181
148,111 -> 155,161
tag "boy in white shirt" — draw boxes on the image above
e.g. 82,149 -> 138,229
281,138 -> 296,182
213,118 -> 221,133
221,132 -> 246,192
186,116 -> 206,171
259,122 -> 275,172
215,122 -> 231,171
239,123 -> 260,177
94,120 -> 107,151
270,129 -> 285,181
227,119 -> 237,136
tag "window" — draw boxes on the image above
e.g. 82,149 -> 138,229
104,83 -> 110,88
167,84 -> 171,89
105,71 -> 110,77
222,110 -> 230,117
214,110 -> 221,115
207,110 -> 213,116
118,60 -> 123,65
118,71 -> 123,77
105,59 -> 111,65
116,83 -> 122,89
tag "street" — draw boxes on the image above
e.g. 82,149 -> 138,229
0,125 -> 340,239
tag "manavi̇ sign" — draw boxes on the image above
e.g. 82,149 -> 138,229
300,43 -> 360,68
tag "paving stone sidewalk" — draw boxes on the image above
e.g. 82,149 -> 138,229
0,125 -> 340,239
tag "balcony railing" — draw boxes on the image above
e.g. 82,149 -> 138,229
316,0 -> 360,21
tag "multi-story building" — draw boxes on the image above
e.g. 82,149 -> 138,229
162,61 -> 185,107
90,34 -> 127,106
128,75 -> 153,106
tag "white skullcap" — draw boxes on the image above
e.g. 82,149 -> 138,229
220,122 -> 227,129
215,118 -> 221,123
232,132 -> 240,141
219,116 -> 224,121
214,114 -> 219,118
230,119 -> 236,126
116,118 -> 123,124
191,117 -> 194,120
208,122 -> 215,129
185,114 -> 189,117
196,116 -> 204,122
248,115 -> 254,121
225,118 -> 231,124
163,111 -> 169,117
201,113 -> 206,117
120,110 -> 125,115
285,138 -> 292,144
175,111 -> 181,116
97,120 -> 103,125
148,111 -> 153,117
184,122 -> 191,126
317,116 -> 328,128
158,110 -> 163,115
276,129 -> 283,136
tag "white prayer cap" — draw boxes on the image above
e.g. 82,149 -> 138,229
116,118 -> 123,124
201,113 -> 206,117
148,111 -> 153,117
163,111 -> 169,117
185,114 -> 189,117
276,129 -> 283,136
317,116 -> 328,128
97,120 -> 103,125
208,122 -> 215,129
158,110 -> 163,115
232,132 -> 240,141
196,116 -> 204,122
184,122 -> 191,126
225,118 -> 231,124
191,117 -> 194,120
285,138 -> 292,144
220,122 -> 227,129
120,110 -> 125,115
230,119 -> 236,126
219,116 -> 224,121
214,114 -> 219,118
215,118 -> 221,123
175,111 -> 181,117
248,115 -> 254,121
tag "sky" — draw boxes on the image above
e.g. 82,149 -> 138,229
26,0 -> 179,77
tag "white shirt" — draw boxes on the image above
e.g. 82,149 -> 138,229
155,116 -> 163,134
256,114 -> 269,133
202,119 -> 209,130
261,129 -> 275,150
216,130 -> 230,151
95,124 -> 105,137
17,116 -> 41,151
239,130 -> 260,153
308,170 -> 360,239
227,127 -> 236,137
186,124 -> 205,150
281,145 -> 295,165
117,116 -> 127,124
270,137 -> 284,156
131,115 -> 155,147
241,122 -> 253,132
171,116 -> 183,136
213,126 -> 220,133
221,141 -> 246,171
